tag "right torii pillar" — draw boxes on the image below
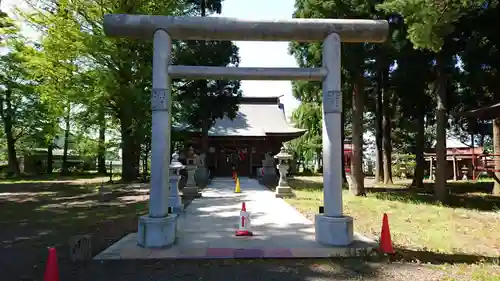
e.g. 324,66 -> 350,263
314,32 -> 352,245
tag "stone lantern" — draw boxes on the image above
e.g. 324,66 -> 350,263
461,165 -> 469,180
194,153 -> 209,188
273,147 -> 295,198
183,146 -> 201,198
168,152 -> 184,214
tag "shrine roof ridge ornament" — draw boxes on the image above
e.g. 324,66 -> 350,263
103,14 -> 389,43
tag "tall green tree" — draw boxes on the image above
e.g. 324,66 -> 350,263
175,0 -> 242,159
377,0 -> 483,202
389,16 -> 435,189
291,0 -> 383,195
453,2 -> 500,194
0,33 -> 46,176
22,0 -> 190,181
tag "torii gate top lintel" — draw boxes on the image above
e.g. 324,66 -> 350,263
103,14 -> 388,43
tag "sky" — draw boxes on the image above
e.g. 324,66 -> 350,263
214,0 -> 301,118
1,0 -> 301,118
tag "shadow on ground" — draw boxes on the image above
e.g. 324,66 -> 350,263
286,177 -> 500,268
0,179 -> 151,281
373,191 -> 500,212
392,248 -> 500,265
63,258 -> 388,281
0,172 -> 107,183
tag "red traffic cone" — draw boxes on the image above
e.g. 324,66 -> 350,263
43,247 -> 60,281
379,213 -> 394,254
235,202 -> 253,236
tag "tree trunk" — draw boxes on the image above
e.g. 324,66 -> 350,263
97,109 -> 107,174
134,143 -> 141,178
350,72 -> 365,195
1,92 -> 20,177
412,110 -> 425,189
375,71 -> 384,183
201,119 -> 209,162
492,118 -> 500,195
315,148 -> 321,172
120,112 -> 138,182
435,53 -> 448,202
142,149 -> 149,182
47,143 -> 53,174
61,103 -> 71,175
4,119 -> 19,177
200,0 -> 206,16
5,127 -> 19,177
382,65 -> 393,185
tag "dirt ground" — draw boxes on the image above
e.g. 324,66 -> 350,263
0,176 -> 498,281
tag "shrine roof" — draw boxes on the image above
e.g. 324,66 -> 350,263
456,102 -> 500,119
174,96 -> 307,137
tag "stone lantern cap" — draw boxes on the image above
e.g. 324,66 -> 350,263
274,147 -> 292,160
170,152 -> 185,170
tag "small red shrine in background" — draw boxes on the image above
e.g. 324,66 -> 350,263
343,142 -> 353,173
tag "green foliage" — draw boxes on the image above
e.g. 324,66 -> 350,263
290,102 -> 322,163
392,153 -> 416,178
173,40 -> 242,135
0,36 -> 48,149
377,0 -> 483,52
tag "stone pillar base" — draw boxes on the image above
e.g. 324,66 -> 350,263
183,186 -> 202,198
315,215 -> 354,246
137,215 -> 177,248
275,185 -> 295,198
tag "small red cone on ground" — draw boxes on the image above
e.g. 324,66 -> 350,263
379,213 -> 394,254
43,247 -> 60,281
235,202 -> 253,236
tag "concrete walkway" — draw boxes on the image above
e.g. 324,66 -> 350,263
94,178 -> 374,259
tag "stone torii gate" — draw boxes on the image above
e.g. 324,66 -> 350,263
103,15 -> 388,248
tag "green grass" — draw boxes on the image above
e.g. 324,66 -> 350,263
286,176 -> 500,280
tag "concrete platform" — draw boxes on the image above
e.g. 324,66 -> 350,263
94,178 -> 376,260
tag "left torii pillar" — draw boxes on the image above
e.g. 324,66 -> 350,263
137,29 -> 177,248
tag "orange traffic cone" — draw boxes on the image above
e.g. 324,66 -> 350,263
235,202 -> 253,236
379,213 -> 394,254
43,247 -> 60,281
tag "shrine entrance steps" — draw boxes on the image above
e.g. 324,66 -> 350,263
94,177 -> 374,259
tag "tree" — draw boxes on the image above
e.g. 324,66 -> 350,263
377,0 -> 482,202
0,30 -> 49,176
453,3 -> 500,194
291,0 -> 384,195
173,40 -> 242,154
390,17 -> 434,189
175,0 -> 242,158
22,0 -> 191,181
291,102 -> 323,168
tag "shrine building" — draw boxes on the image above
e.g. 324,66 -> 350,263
176,96 -> 304,177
